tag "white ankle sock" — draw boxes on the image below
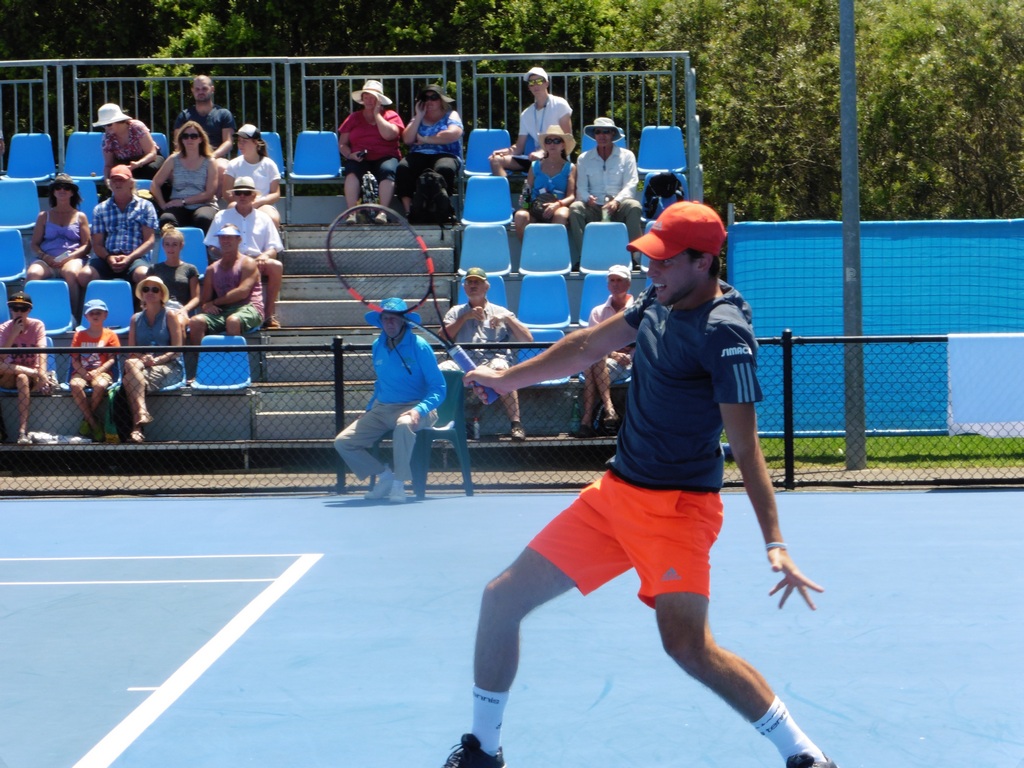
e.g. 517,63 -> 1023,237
753,696 -> 825,762
471,686 -> 509,756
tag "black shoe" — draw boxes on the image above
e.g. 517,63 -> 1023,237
442,734 -> 505,767
575,424 -> 597,438
510,423 -> 526,442
786,755 -> 839,768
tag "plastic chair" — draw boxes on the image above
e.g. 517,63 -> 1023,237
76,179 -> 99,226
80,279 -> 134,335
261,131 -> 286,178
5,133 -> 56,183
151,132 -> 170,158
457,274 -> 507,309
460,176 -> 512,226
155,225 -> 208,279
290,131 -> 342,181
409,368 -> 474,499
517,328 -> 571,386
515,273 -> 571,330
463,128 -> 511,177
458,223 -> 512,277
27,279 -> 75,336
0,298 -> 8,323
577,272 -> 615,327
0,227 -> 28,284
636,125 -> 687,175
63,132 -> 105,181
191,335 -> 252,390
0,179 -> 42,232
518,223 -> 571,275
579,222 -> 631,274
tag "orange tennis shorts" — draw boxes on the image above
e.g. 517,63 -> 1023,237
528,470 -> 724,606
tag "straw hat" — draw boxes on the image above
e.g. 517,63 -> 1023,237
135,275 -> 170,304
352,80 -> 393,106
540,124 -> 576,155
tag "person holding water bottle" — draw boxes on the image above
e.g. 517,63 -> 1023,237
512,124 -> 577,241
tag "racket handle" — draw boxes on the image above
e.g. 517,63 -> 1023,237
449,345 -> 500,404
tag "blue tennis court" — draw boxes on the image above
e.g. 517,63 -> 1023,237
0,490 -> 1020,767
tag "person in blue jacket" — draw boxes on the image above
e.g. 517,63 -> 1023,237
334,298 -> 446,503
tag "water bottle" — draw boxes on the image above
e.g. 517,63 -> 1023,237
471,417 -> 480,440
518,183 -> 532,210
569,396 -> 582,435
602,194 -> 613,222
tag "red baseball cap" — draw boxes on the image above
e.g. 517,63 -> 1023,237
109,164 -> 134,180
626,201 -> 726,260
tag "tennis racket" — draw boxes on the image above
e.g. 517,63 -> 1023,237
325,203 -> 499,403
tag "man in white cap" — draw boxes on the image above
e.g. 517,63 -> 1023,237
568,116 -> 643,268
189,222 -> 264,342
174,74 -> 237,195
488,66 -> 573,177
576,263 -> 634,438
445,202 -> 840,768
205,176 -> 285,329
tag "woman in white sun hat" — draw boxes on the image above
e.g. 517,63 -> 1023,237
94,103 -> 164,182
337,80 -> 405,222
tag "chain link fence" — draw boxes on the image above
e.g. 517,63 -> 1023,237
2,335 -> 1022,496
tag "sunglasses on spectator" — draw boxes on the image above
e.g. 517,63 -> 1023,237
53,184 -> 75,191
420,92 -> 442,101
9,306 -> 30,313
527,78 -> 546,86
140,286 -> 162,294
593,128 -> 617,135
180,132 -> 201,140
233,190 -> 255,196
544,137 -> 564,145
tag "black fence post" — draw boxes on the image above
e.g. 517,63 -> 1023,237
782,329 -> 795,490
333,336 -> 345,493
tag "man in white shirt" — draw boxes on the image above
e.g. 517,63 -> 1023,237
568,117 -> 643,268
489,66 -> 573,177
204,176 -> 284,329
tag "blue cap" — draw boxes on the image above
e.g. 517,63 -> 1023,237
83,298 -> 109,314
364,297 -> 422,329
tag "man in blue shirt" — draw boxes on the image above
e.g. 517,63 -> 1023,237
334,298 -> 446,503
446,203 -> 840,768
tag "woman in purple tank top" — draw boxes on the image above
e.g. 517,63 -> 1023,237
27,174 -> 92,312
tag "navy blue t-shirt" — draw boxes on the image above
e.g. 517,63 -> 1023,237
609,281 -> 762,491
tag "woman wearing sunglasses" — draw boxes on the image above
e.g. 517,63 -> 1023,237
512,124 -> 577,241
395,84 -> 464,219
150,121 -> 220,234
122,275 -> 184,443
27,173 -> 92,311
0,291 -> 52,445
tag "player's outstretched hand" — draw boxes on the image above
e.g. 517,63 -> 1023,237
463,366 -> 508,402
767,548 -> 825,610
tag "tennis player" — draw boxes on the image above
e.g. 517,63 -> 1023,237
444,202 -> 839,768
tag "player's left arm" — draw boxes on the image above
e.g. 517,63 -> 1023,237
720,401 -> 826,611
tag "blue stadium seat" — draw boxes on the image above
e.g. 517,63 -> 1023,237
151,132 -> 170,158
517,328 -> 571,385
290,131 -> 341,181
28,279 -> 75,336
577,272 -> 614,327
458,223 -> 512,277
518,223 -> 571,275
636,125 -> 687,175
5,133 -> 56,184
0,297 -> 8,323
261,131 -> 286,179
0,227 -> 28,284
191,335 -> 252,390
515,273 -> 570,330
0,179 -> 42,232
460,176 -> 512,226
156,225 -> 208,279
63,132 -> 105,181
76,179 -> 99,226
80,279 -> 134,335
463,128 -> 511,177
457,273 -> 507,309
410,368 -> 473,499
579,221 -> 630,274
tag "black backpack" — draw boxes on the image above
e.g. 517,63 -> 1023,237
642,172 -> 685,220
409,168 -> 453,224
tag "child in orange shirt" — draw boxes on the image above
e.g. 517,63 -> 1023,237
70,299 -> 120,441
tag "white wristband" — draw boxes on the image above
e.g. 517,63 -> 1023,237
766,542 -> 787,551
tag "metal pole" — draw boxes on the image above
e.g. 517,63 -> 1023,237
333,336 -> 346,493
839,0 -> 867,470
782,329 -> 795,489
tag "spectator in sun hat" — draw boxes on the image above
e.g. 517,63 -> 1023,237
0,290 -> 52,445
334,297 -> 446,504
27,172 -> 92,312
225,123 -> 283,227
95,102 -> 164,181
441,267 -> 533,442
568,116 -> 642,268
489,65 -> 574,177
395,84 -> 464,219
512,123 -> 578,241
337,79 -> 405,221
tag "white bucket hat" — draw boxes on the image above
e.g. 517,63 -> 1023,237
351,80 -> 393,106
584,116 -> 626,141
93,103 -> 132,127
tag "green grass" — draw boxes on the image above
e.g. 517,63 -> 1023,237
760,435 -> 1024,469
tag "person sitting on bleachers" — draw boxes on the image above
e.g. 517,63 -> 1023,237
224,124 -> 282,227
338,80 -> 404,222
188,223 -> 263,343
173,74 -> 236,197
94,103 -> 164,181
27,173 -> 92,313
0,291 -> 53,445
441,267 -> 532,442
150,122 -> 220,234
396,85 -> 464,221
568,117 -> 642,269
147,224 -> 201,326
512,124 -> 577,241
489,66 -> 574,177
204,176 -> 284,330
576,264 -> 634,438
69,298 -> 120,443
80,165 -> 159,290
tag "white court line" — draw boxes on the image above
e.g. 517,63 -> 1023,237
0,554 -> 307,561
0,579 -> 276,586
72,552 -> 323,768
